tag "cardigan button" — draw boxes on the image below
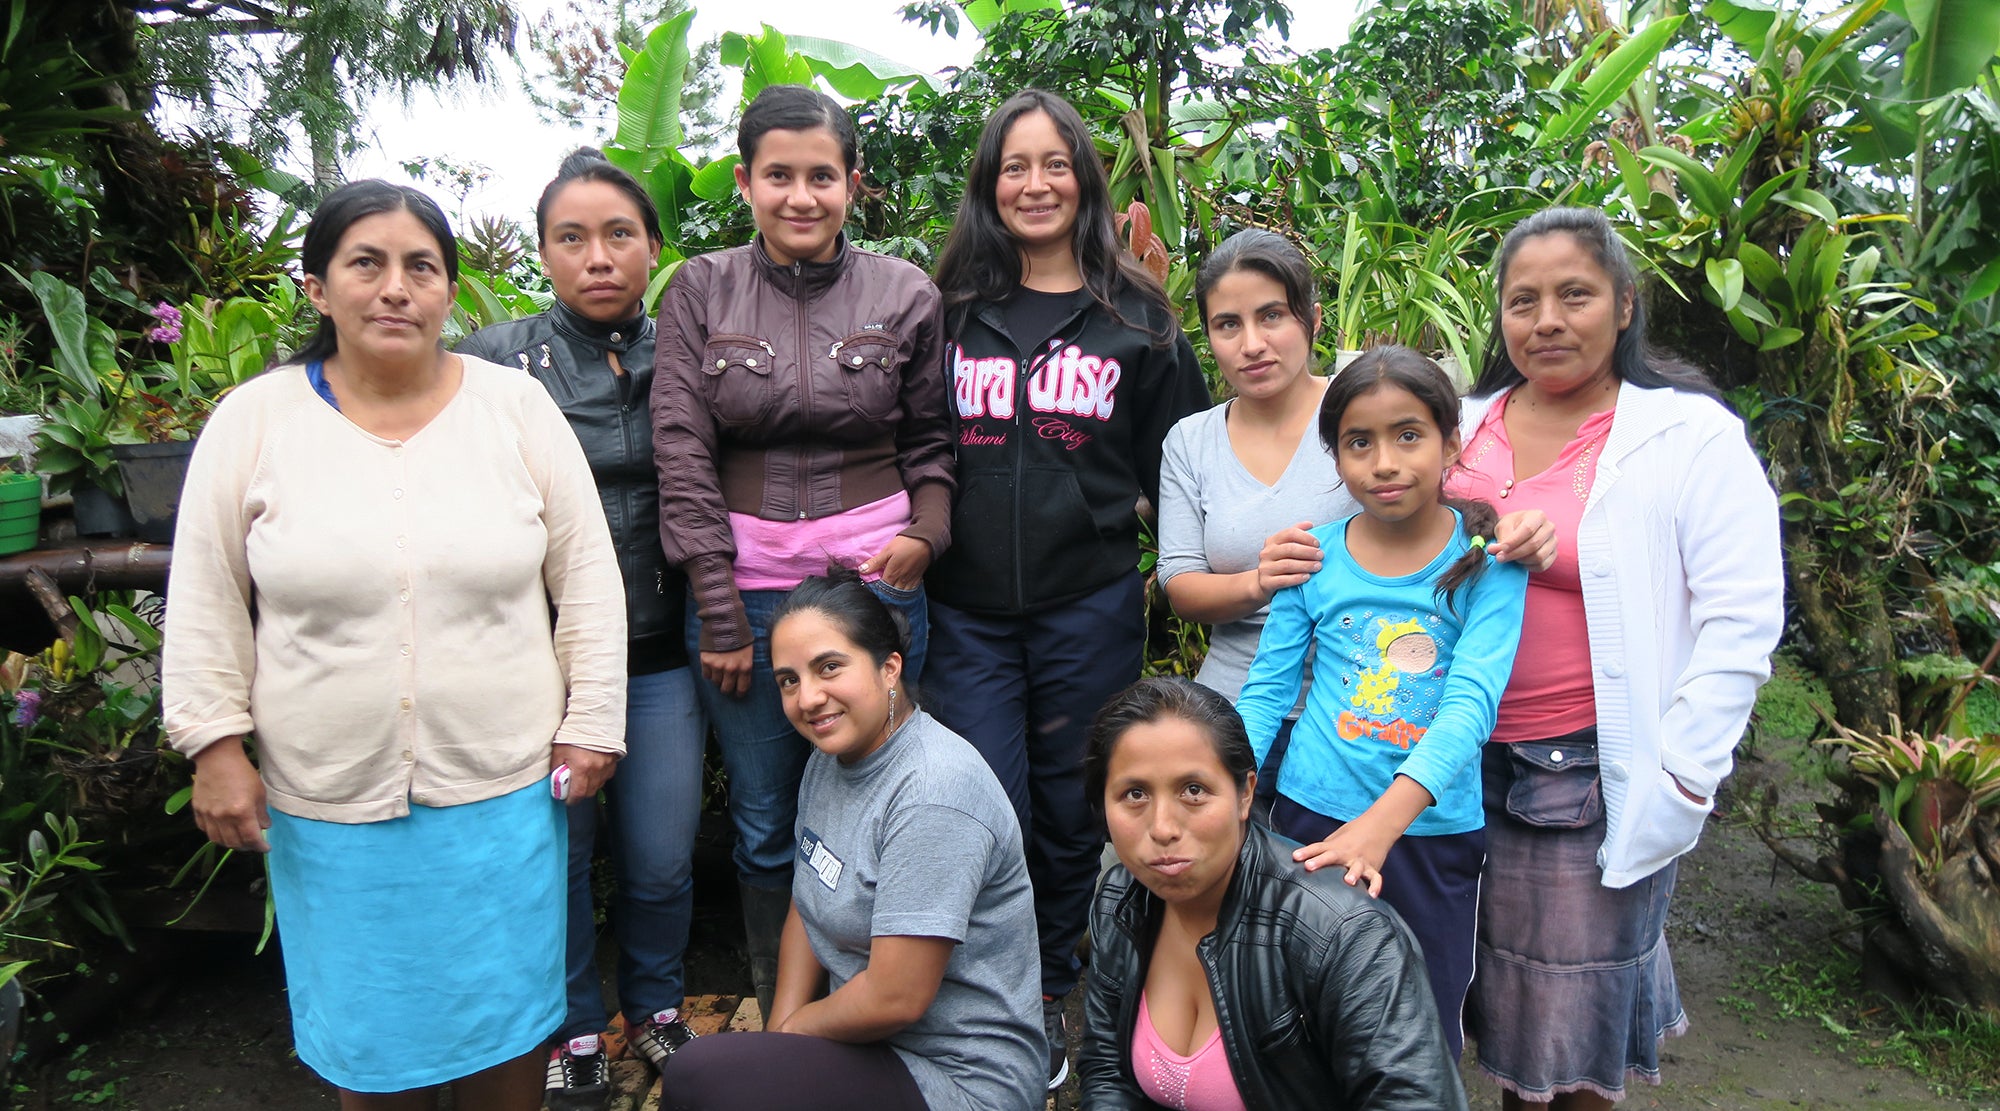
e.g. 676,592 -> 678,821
1591,560 -> 1612,576
1602,659 -> 1625,678
1603,762 -> 1628,782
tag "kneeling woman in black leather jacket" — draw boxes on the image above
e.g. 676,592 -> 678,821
1080,678 -> 1468,1111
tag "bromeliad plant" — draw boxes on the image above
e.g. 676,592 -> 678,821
1825,724 -> 2000,859
1788,623 -> 2000,1017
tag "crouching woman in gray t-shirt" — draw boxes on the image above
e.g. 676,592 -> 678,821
663,567 -> 1044,1111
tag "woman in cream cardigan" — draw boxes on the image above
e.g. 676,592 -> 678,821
164,180 -> 627,1110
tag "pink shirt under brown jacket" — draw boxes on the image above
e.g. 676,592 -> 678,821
650,236 -> 955,653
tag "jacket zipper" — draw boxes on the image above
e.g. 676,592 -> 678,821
1010,329 -> 1027,613
794,260 -> 811,520
613,346 -> 637,555
1000,300 -> 1092,614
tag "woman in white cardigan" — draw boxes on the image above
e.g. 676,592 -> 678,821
163,181 -> 626,1110
1452,207 -> 1782,1108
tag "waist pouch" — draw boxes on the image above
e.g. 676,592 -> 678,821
1497,728 -> 1603,830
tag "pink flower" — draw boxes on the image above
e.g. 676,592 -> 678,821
147,301 -> 183,345
11,689 -> 40,729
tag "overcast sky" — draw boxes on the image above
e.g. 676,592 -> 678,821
343,0 -> 1362,227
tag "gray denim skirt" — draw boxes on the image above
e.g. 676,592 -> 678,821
1467,729 -> 1688,1103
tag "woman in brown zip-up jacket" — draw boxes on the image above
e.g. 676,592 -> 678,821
649,85 -> 954,1025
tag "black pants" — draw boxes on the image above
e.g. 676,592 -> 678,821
925,571 -> 1146,998
1270,793 -> 1486,1060
662,1032 -> 926,1111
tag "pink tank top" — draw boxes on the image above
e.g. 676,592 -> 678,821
1448,392 -> 1612,741
1132,993 -> 1247,1111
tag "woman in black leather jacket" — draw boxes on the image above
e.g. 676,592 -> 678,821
1079,678 -> 1468,1111
455,149 -> 705,1110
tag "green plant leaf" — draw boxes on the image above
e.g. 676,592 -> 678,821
1535,15 -> 1688,150
1706,257 -> 1746,311
722,26 -> 816,103
784,34 -> 937,99
1739,164 -> 1805,228
454,272 -> 512,330
1639,145 -> 1728,219
613,11 -> 697,172
690,155 -> 741,203
1770,187 -> 1840,225
66,595 -> 106,675
1737,242 -> 1786,294
1714,128 -> 1763,197
1758,326 -> 1805,351
1733,291 -> 1777,327
960,0 -> 1061,33
5,266 -> 95,399
1959,254 -> 2000,305
1608,137 -> 1654,211
104,603 -> 161,652
1890,0 -> 2000,101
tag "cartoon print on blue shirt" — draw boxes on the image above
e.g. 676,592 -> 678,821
1339,613 -> 1443,750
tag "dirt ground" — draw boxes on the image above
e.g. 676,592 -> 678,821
11,761 -> 1996,1110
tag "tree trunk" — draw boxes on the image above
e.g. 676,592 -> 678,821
1761,413 -> 1900,733
1875,806 -> 2000,1019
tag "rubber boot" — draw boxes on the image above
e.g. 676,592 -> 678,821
739,879 -> 791,1029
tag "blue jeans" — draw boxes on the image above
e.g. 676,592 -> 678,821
560,666 -> 706,1039
686,581 -> 929,888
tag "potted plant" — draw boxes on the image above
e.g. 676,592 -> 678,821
0,312 -> 46,464
0,458 -> 38,556
110,283 -> 313,543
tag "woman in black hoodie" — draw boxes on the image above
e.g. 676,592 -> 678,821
924,89 -> 1211,1092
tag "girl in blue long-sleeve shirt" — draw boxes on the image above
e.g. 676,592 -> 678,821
1236,345 -> 1527,1060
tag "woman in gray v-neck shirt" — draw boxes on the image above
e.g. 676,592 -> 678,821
1157,232 -> 1355,707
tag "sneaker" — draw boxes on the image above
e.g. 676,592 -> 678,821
1042,994 -> 1070,1090
544,1035 -> 609,1111
630,1007 -> 697,1071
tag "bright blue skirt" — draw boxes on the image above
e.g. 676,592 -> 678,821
267,781 -> 565,1092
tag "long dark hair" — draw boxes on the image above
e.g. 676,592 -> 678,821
1320,345 -> 1496,614
738,83 -> 858,173
1195,227 -> 1320,342
291,180 -> 457,366
1470,206 -> 1720,401
933,89 -> 1175,347
770,564 -> 912,687
1084,677 -> 1257,817
535,146 -> 663,245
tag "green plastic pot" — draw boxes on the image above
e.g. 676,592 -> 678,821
0,471 -> 40,555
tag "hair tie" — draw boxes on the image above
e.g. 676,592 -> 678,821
1469,535 -> 1490,557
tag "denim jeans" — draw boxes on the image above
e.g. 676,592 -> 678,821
686,580 -> 929,887
560,666 -> 706,1039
